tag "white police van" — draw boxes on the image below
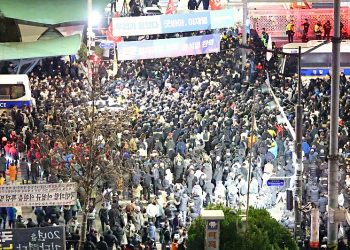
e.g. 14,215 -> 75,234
0,75 -> 34,110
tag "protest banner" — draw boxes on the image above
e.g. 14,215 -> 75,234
0,182 -> 77,207
0,226 -> 65,250
112,9 -> 235,36
117,34 -> 220,60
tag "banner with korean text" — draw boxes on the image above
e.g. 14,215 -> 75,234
0,183 -> 77,207
117,34 -> 220,60
0,226 -> 65,250
112,9 -> 235,36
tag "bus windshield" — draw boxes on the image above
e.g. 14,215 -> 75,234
0,84 -> 25,100
283,54 -> 298,77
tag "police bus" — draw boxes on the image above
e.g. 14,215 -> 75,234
0,74 -> 34,109
281,40 -> 350,77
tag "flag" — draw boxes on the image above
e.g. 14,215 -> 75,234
266,35 -> 273,61
106,12 -> 123,44
302,0 -> 311,9
275,124 -> 285,135
209,0 -> 222,10
165,0 -> 176,14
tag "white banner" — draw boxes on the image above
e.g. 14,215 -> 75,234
117,34 -> 221,60
0,183 -> 78,207
112,9 -> 235,37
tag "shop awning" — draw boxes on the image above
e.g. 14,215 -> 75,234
0,34 -> 81,61
0,0 -> 109,25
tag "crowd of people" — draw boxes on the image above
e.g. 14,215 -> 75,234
0,24 -> 350,249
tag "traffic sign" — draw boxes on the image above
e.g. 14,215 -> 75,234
267,179 -> 284,187
99,40 -> 115,49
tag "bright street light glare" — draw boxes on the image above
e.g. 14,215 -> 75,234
88,10 -> 102,27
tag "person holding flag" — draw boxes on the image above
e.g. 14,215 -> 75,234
209,0 -> 221,10
165,0 -> 176,14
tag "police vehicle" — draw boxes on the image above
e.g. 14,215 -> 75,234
281,40 -> 350,77
0,74 -> 34,109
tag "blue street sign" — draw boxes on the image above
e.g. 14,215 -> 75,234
267,179 -> 285,187
99,41 -> 115,49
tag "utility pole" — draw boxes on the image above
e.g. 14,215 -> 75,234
327,0 -> 341,248
294,46 -> 303,242
241,0 -> 247,70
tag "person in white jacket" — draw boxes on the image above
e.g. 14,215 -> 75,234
146,200 -> 158,223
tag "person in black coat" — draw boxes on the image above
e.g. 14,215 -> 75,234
108,204 -> 124,229
86,229 -> 98,245
96,236 -> 108,250
188,0 -> 197,10
99,203 -> 109,232
26,218 -> 37,228
84,241 -> 96,250
142,171 -> 152,200
104,229 -> 119,249
112,225 -> 124,246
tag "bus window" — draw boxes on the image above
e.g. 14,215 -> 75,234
301,53 -> 331,68
284,54 -> 298,77
0,84 -> 25,100
11,85 -> 25,99
341,53 -> 350,67
0,86 -> 10,99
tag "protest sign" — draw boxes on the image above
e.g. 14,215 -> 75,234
0,183 -> 77,207
117,34 -> 220,60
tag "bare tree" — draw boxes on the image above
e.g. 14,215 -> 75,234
46,63 -> 135,248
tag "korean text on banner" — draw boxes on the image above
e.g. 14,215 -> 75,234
0,226 -> 65,250
0,182 -> 78,207
117,34 -> 221,61
112,9 -> 234,36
